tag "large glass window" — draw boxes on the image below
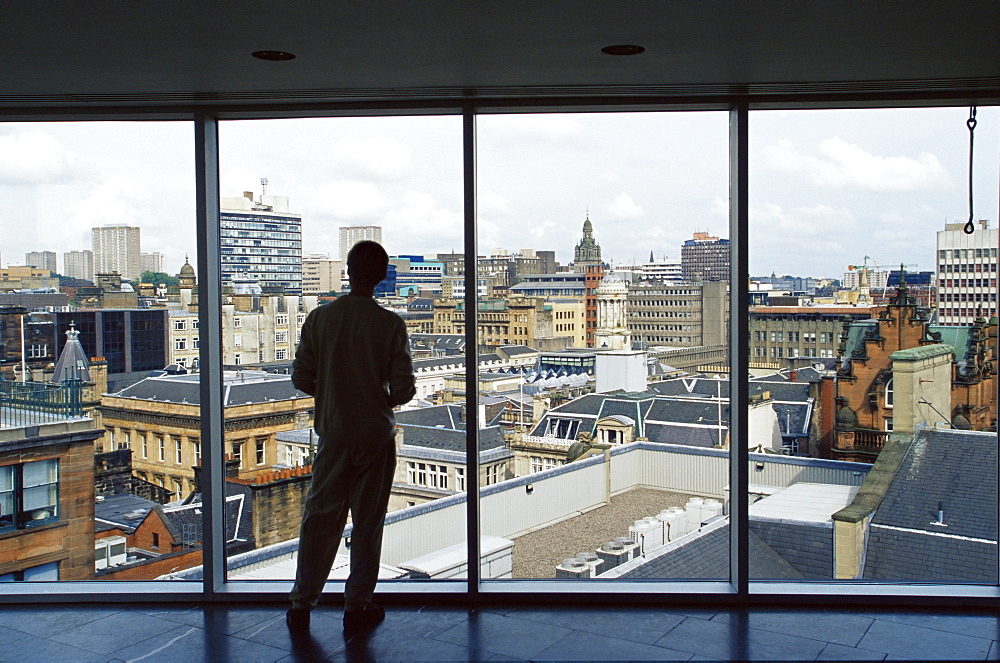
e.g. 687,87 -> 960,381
749,107 -> 999,584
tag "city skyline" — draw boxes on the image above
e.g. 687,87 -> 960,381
0,107 -> 997,280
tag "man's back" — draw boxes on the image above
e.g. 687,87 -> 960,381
293,294 -> 415,443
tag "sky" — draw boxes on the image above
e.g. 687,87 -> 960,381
0,106 -> 997,281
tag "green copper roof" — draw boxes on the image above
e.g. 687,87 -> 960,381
889,344 -> 953,361
928,325 -> 971,363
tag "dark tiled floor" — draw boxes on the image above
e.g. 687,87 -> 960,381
0,602 -> 996,661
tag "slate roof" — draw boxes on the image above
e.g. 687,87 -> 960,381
164,481 -> 255,554
863,429 -> 998,583
397,404 -> 463,429
94,494 -> 159,534
748,520 -> 832,579
618,523 -> 803,580
110,371 -> 310,406
399,423 -> 507,454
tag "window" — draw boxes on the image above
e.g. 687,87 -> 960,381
192,319 -> 199,329
275,348 -> 287,360
175,438 -> 182,464
233,333 -> 242,347
455,467 -> 466,492
885,377 -> 893,408
275,331 -> 288,344
174,338 -> 187,351
192,439 -> 201,465
884,417 -> 894,432
157,437 -> 165,462
255,438 -> 266,465
192,336 -> 199,349
172,319 -> 187,331
27,344 -> 48,358
141,435 -> 148,459
152,532 -> 160,550
275,314 -> 288,326
232,442 -> 243,468
297,314 -> 305,325
233,317 -> 242,328
0,460 -> 59,531
233,353 -> 241,365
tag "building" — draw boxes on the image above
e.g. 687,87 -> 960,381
681,232 -> 729,282
339,225 -> 382,261
92,224 -> 141,282
301,253 -> 342,295
97,371 -> 314,499
638,258 -> 683,284
629,280 -> 727,349
220,193 -> 303,294
0,266 -> 59,291
594,271 -> 630,350
62,250 -> 93,282
749,305 -> 877,366
24,251 -> 57,273
139,252 -> 165,275
0,377 -> 103,581
510,273 -> 586,298
935,219 -> 998,325
433,296 -> 555,351
823,282 -> 997,463
392,255 -> 444,296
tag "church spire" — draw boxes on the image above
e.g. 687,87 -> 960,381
574,210 -> 602,266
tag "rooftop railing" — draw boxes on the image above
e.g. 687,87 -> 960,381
0,378 -> 84,429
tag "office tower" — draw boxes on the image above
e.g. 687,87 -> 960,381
339,225 -> 382,260
301,253 -> 343,294
140,252 -> 165,275
63,250 -> 94,282
92,224 -> 141,281
935,219 -> 999,325
681,232 -> 730,282
220,192 -> 302,294
25,251 -> 57,273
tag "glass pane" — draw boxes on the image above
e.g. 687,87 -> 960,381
749,107 -> 999,583
477,111 -> 732,581
0,120 -> 197,583
216,116 -> 465,586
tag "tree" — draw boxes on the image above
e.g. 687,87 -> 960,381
141,271 -> 179,287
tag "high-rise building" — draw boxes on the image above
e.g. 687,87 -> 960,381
301,253 -> 343,295
140,252 -> 165,275
92,224 -> 141,281
935,219 -> 998,325
339,225 -> 382,260
25,251 -> 57,273
681,232 -> 730,282
63,250 -> 93,282
220,193 -> 303,294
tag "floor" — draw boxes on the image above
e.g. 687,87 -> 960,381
0,602 -> 997,661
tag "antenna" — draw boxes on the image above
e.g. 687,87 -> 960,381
260,177 -> 269,198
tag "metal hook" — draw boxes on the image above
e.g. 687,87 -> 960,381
964,106 -> 977,234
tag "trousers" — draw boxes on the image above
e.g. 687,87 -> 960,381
289,435 -> 396,610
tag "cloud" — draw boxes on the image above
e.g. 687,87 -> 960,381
478,190 -> 510,215
328,136 -> 413,180
382,191 -> 462,254
0,130 -> 85,184
485,114 -> 584,143
307,180 -> 391,220
605,192 -> 644,219
762,137 -> 949,192
750,201 -> 860,276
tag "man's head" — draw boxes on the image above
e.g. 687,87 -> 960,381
347,240 -> 389,291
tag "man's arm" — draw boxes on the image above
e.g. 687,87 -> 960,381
291,313 -> 317,396
387,320 -> 416,407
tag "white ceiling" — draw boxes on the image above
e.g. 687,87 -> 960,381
2,1 -> 999,108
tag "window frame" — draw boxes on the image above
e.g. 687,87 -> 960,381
0,97 -> 994,609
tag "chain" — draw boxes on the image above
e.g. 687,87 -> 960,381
964,106 -> 977,234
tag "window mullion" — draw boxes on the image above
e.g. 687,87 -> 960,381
463,103 -> 480,596
729,100 -> 750,598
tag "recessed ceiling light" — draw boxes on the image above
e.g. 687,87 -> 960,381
601,44 -> 645,56
252,50 -> 296,61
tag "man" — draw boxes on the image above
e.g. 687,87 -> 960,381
287,240 -> 415,636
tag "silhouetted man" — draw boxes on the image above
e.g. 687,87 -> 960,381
287,240 -> 415,636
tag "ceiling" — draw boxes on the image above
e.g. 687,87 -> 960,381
2,1 -> 999,110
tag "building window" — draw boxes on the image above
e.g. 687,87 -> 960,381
157,437 -> 165,462
455,467 -> 466,492
275,348 -> 288,360
172,319 -> 187,331
0,459 -> 59,531
27,344 -> 48,358
141,435 -> 148,459
233,334 -> 242,347
192,439 -> 201,465
192,319 -> 199,329
275,331 -> 288,344
152,532 -> 160,550
232,442 -> 243,468
884,417 -> 894,432
233,353 -> 241,365
885,377 -> 893,408
256,438 -> 266,465
297,314 -> 305,325
175,438 -> 182,464
233,317 -> 242,328
123,430 -> 131,450
174,338 -> 187,351
275,314 -> 288,326
192,336 -> 199,350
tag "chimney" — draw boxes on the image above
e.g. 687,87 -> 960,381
243,191 -> 254,201
790,370 -> 797,382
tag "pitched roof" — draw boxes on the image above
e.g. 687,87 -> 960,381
111,371 -> 310,406
862,429 -> 998,583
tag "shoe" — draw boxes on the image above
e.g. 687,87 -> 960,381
343,604 -> 385,636
286,607 -> 311,634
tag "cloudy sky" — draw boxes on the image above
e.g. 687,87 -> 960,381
1,106 -> 997,280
